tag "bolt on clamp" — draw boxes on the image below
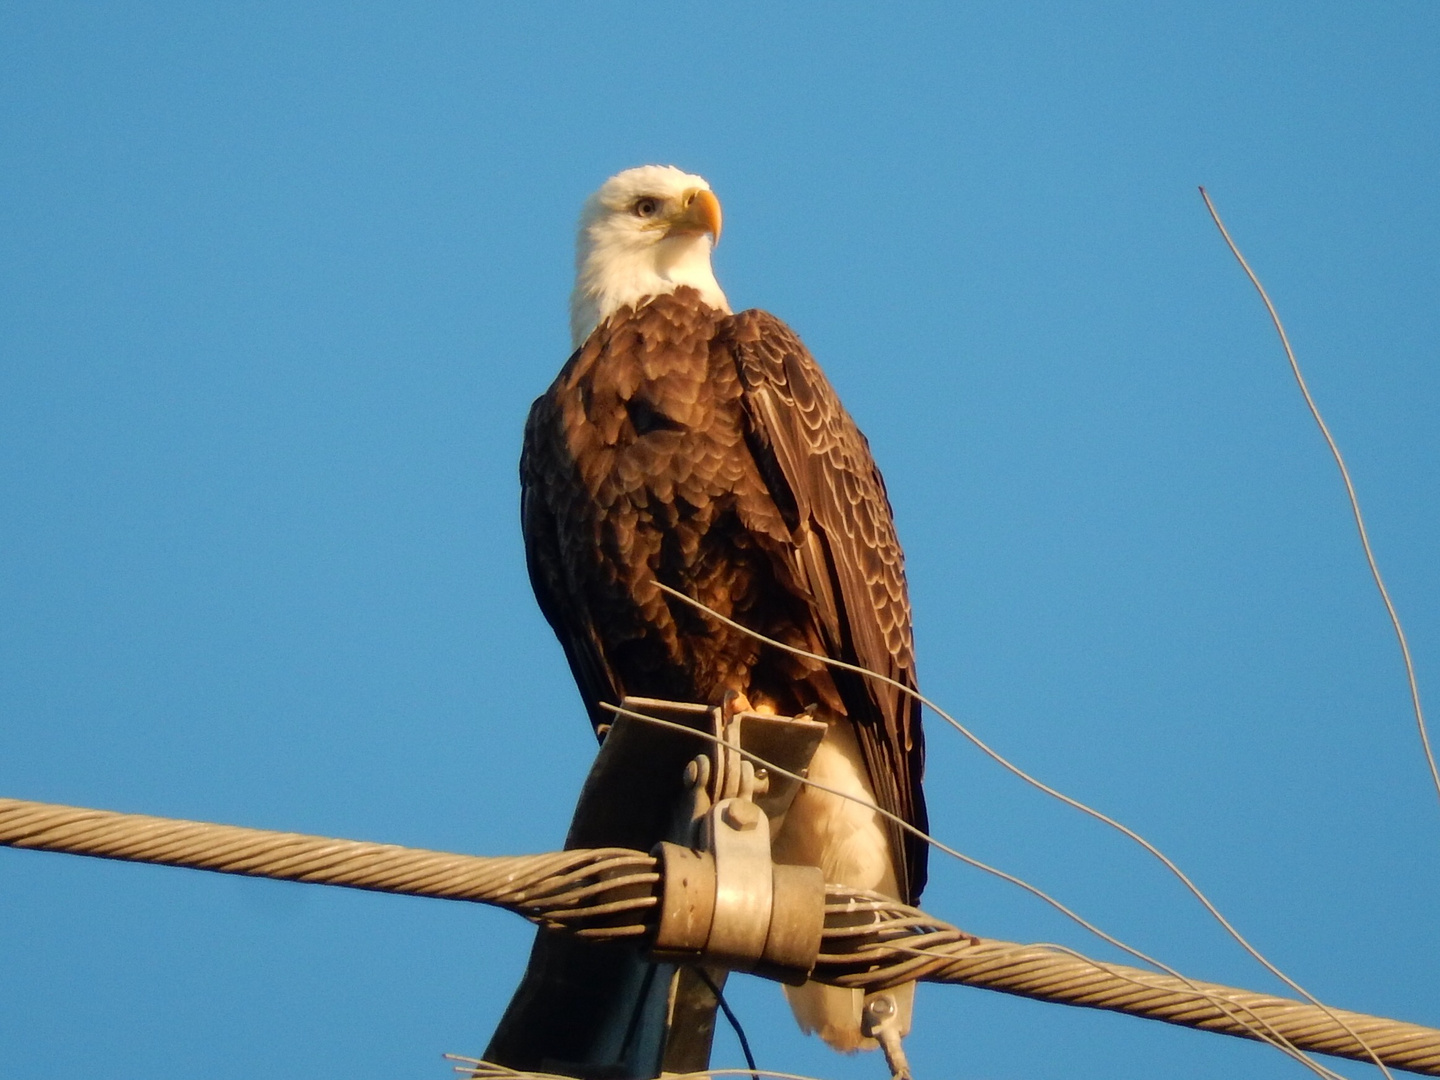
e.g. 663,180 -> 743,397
646,696 -> 828,984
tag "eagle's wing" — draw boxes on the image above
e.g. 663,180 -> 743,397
719,310 -> 929,903
520,358 -> 623,736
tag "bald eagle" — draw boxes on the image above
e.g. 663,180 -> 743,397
520,165 -> 928,1053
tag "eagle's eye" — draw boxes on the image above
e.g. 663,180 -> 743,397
632,197 -> 661,218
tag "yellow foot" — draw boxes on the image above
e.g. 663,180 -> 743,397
722,690 -> 753,718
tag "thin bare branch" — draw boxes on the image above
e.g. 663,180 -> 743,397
1199,185 -> 1440,812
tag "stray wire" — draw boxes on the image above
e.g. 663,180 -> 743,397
1028,943 -> 1352,1080
856,934 -> 1348,1080
1199,185 -> 1440,812
449,1056 -> 830,1080
696,967 -> 759,1080
603,702 -> 1359,1080
606,701 -> 1147,959
647,584 -> 1393,1080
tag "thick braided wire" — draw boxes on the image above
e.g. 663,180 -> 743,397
0,797 -> 657,939
819,889 -> 1440,1076
4,796 -> 1438,1075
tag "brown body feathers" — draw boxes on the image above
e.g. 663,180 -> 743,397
520,287 -> 928,902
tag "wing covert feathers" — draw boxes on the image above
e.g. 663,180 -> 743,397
720,310 -> 928,902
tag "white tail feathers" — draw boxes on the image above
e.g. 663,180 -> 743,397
784,980 -> 916,1053
771,715 -> 917,1052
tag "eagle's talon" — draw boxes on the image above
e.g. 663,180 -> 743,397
723,690 -> 754,718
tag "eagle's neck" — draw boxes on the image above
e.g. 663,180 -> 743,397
570,232 -> 730,349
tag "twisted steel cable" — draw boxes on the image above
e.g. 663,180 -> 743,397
453,1059 -> 822,1080
0,797 -> 657,939
818,889 -> 1440,1076
4,796 -> 1438,1075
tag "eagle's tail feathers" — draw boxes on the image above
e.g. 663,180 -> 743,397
783,980 -> 914,1054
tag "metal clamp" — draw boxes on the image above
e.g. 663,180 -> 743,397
653,773 -> 825,983
706,795 -> 775,965
652,835 -> 824,984
643,696 -> 827,983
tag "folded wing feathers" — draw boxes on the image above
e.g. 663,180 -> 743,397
721,310 -> 928,903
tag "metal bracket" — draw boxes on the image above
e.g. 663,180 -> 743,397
862,992 -> 914,1080
649,697 -> 827,985
706,795 -> 776,965
488,694 -> 830,1077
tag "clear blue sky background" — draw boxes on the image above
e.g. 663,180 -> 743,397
2,5 -> 1437,1079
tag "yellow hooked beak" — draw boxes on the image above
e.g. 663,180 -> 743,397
667,187 -> 723,244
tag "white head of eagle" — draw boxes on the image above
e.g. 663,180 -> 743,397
569,165 -> 731,349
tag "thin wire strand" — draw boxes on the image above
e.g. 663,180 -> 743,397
696,968 -> 759,1080
603,703 -> 1358,1080
1198,185 -> 1440,811
648,584 -> 1392,1079
854,932 -> 1347,1080
447,1056 -> 829,1080
1028,943 -> 1351,1080
606,701 -> 1137,954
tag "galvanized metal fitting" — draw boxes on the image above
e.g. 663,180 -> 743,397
651,823 -> 824,983
862,993 -> 913,1080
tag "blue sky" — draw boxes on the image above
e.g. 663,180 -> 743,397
2,4 -> 1437,1079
